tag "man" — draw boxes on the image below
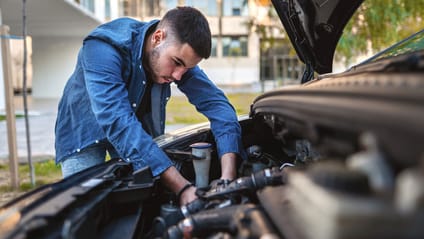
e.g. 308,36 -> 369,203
55,6 -> 244,205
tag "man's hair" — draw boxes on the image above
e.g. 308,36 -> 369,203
159,6 -> 211,59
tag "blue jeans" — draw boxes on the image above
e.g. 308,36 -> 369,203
61,142 -> 119,178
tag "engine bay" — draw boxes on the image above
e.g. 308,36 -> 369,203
145,115 -> 424,239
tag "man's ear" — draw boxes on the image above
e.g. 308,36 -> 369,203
152,29 -> 166,46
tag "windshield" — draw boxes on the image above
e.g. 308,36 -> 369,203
365,29 -> 424,63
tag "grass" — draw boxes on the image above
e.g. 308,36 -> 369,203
0,114 -> 24,121
166,92 -> 259,124
0,159 -> 62,193
0,93 -> 260,196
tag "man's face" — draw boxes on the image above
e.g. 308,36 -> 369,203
148,29 -> 202,84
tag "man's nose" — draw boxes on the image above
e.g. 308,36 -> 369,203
172,67 -> 187,81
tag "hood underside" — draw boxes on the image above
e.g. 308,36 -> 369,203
271,0 -> 363,75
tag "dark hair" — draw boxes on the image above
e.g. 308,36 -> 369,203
159,6 -> 211,59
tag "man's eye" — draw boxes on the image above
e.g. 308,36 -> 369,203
173,59 -> 182,66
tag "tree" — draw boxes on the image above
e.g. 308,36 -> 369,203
250,0 -> 424,67
335,0 -> 424,66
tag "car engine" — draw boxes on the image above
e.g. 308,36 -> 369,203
145,110 -> 424,239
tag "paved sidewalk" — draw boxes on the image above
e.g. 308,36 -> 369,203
0,95 -> 186,164
0,96 -> 58,163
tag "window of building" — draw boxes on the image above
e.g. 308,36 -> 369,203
104,0 -> 111,19
185,0 -> 218,16
143,0 -> 161,16
119,0 -> 130,16
222,36 -> 248,57
223,0 -> 248,16
163,0 -> 178,10
211,37 -> 218,57
81,0 -> 95,13
120,0 -> 142,17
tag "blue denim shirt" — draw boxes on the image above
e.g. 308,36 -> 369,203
55,18 -> 244,177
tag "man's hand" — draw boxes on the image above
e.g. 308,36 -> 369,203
220,152 -> 237,180
160,166 -> 198,205
179,185 -> 197,205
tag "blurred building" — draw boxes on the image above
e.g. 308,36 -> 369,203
0,0 -> 301,108
124,0 -> 261,86
119,0 -> 302,86
0,0 -> 104,103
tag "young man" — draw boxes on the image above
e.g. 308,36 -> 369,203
55,7 -> 244,205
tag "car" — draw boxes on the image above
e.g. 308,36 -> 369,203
1,0 -> 424,238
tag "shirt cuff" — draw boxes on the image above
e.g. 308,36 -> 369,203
215,133 -> 244,159
131,146 -> 173,177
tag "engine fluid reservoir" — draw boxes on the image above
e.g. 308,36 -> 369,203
190,142 -> 212,187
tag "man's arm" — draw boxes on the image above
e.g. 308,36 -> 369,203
220,152 -> 237,180
177,67 -> 245,180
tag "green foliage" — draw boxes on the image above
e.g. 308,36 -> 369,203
250,1 -> 424,67
336,0 -> 424,66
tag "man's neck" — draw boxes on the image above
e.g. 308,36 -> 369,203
142,26 -> 156,78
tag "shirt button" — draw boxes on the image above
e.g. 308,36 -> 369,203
139,64 -> 142,69
95,140 -> 99,144
132,103 -> 137,108
165,97 -> 170,101
143,81 -> 146,85
76,148 -> 81,152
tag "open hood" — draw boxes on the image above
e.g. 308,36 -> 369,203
271,0 -> 363,80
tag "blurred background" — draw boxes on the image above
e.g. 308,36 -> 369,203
1,0 -> 423,102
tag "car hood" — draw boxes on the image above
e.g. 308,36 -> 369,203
271,0 -> 363,75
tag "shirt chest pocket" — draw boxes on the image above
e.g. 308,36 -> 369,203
128,63 -> 147,111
